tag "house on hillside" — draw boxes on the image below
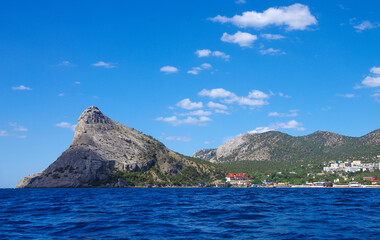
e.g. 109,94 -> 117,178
226,173 -> 249,184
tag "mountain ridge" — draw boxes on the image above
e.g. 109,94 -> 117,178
193,129 -> 380,163
17,106 -> 222,188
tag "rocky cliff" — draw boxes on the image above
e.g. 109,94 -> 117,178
17,106 -> 221,188
193,129 -> 380,163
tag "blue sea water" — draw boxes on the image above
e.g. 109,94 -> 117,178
0,188 -> 379,239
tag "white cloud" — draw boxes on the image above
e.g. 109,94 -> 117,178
12,85 -> 31,91
336,93 -> 357,98
162,135 -> 192,142
358,67 -> 380,88
370,67 -> 380,74
199,88 -> 234,98
156,116 -> 211,126
187,70 -> 199,75
195,49 -> 230,60
276,120 -> 305,130
249,126 -> 275,134
260,48 -> 286,55
212,51 -> 230,60
92,61 -> 116,68
210,3 -> 317,30
248,90 -> 270,99
224,96 -> 268,107
268,109 -> 298,117
9,122 -> 28,132
260,33 -> 285,40
235,0 -> 246,4
200,88 -> 270,108
55,122 -> 76,131
179,110 -> 212,116
187,64 -> 212,75
58,93 -> 64,97
207,101 -> 228,110
215,109 -> 230,115
278,92 -> 292,98
354,21 -> 380,31
160,65 -> 178,74
249,120 -> 305,133
204,140 -> 213,145
0,130 -> 9,137
201,63 -> 212,69
176,98 -> 203,110
221,31 -> 257,47
195,49 -> 212,57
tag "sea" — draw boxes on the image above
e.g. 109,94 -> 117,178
0,188 -> 379,239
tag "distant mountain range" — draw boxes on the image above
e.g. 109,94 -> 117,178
17,106 -> 222,188
193,130 -> 380,163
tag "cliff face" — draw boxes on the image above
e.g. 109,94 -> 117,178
193,130 -> 380,163
17,106 -> 220,188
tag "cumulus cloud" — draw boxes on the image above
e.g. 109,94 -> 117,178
212,51 -> 230,60
12,85 -> 31,91
92,61 -> 117,68
195,49 -> 212,57
260,48 -> 286,55
357,67 -> 380,88
354,21 -> 380,32
248,90 -> 270,99
260,33 -> 285,40
200,88 -> 270,108
195,49 -> 231,60
221,31 -> 257,47
160,65 -> 178,74
156,116 -> 211,126
199,88 -> 234,98
224,96 -> 267,107
187,63 -> 212,75
361,77 -> 380,88
55,122 -> 76,131
207,101 -> 228,110
210,3 -> 317,30
268,110 -> 298,117
176,98 -> 203,110
179,110 -> 212,116
249,120 -> 305,133
370,67 -> 380,74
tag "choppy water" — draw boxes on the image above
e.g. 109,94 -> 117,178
0,188 -> 379,239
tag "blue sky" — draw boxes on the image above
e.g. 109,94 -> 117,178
1,0 -> 379,187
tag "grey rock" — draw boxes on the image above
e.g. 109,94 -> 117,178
17,106 -> 217,188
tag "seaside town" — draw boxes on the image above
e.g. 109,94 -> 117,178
217,155 -> 380,188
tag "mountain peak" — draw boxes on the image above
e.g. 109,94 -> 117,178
78,106 -> 111,124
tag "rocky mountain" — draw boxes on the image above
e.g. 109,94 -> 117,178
193,129 -> 380,163
17,106 -> 222,188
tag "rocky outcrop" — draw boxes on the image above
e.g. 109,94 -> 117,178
17,106 -> 220,188
194,129 -> 380,163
